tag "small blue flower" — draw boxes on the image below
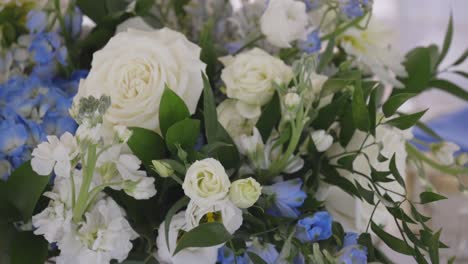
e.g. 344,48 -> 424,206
248,242 -> 279,264
64,7 -> 83,39
303,0 -> 320,11
225,42 -> 243,54
299,31 -> 321,54
264,178 -> 307,218
340,0 -> 368,19
343,232 -> 359,247
295,211 -> 333,242
337,245 -> 367,264
0,118 -> 28,158
217,246 -> 249,264
26,10 -> 48,33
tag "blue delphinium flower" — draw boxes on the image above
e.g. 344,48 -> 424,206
303,0 -> 321,11
247,241 -> 279,264
343,232 -> 359,247
26,10 -> 48,33
29,32 -> 67,79
340,0 -> 372,19
295,211 -> 333,242
263,178 -> 307,218
336,232 -> 368,264
217,246 -> 249,264
298,30 -> 321,54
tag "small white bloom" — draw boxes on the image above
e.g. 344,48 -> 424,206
155,211 -> 219,264
229,178 -> 262,209
56,197 -> 138,264
182,158 -> 231,206
152,160 -> 174,178
220,48 -> 293,117
236,127 -> 264,156
456,153 -> 468,166
311,130 -> 333,152
116,17 -> 154,33
76,122 -> 103,144
31,132 -> 79,177
185,199 -> 243,234
217,99 -> 258,140
113,125 -> 132,143
123,177 -> 157,199
284,92 -> 301,110
305,72 -> 329,104
432,141 -> 460,166
260,0 -> 308,48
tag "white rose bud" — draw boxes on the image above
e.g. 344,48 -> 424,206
431,141 -> 460,165
260,0 -> 308,48
229,178 -> 262,209
182,158 -> 231,206
311,130 -> 333,152
152,160 -> 174,178
284,92 -> 301,110
114,125 -> 132,143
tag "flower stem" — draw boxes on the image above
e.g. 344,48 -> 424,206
72,144 -> 97,222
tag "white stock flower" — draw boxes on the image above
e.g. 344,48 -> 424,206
31,132 -> 79,177
116,17 -> 154,33
337,20 -> 407,88
260,0 -> 308,48
182,158 -> 231,206
217,99 -> 258,140
305,72 -> 329,104
155,211 -> 219,264
75,122 -> 103,144
284,92 -> 301,110
236,127 -> 264,156
56,197 -> 138,264
185,199 -> 243,234
74,28 -> 206,133
97,145 -> 156,199
311,130 -> 333,152
220,48 -> 293,118
431,141 -> 460,166
229,177 -> 262,209
113,125 -> 132,143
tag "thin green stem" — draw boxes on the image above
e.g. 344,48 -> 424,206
407,143 -> 468,175
73,144 -> 97,222
234,34 -> 265,55
366,200 -> 381,232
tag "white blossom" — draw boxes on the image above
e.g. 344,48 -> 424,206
229,178 -> 262,209
432,141 -> 460,166
311,130 -> 333,152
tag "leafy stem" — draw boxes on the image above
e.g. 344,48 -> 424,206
72,144 -> 97,222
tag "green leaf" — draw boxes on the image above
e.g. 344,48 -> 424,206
368,87 -> 377,136
420,229 -> 449,249
389,154 -> 406,188
414,247 -> 430,264
397,47 -> 432,93
128,127 -> 166,169
452,48 -> 468,66
436,14 -> 453,67
382,93 -> 416,117
351,79 -> 370,131
357,233 -> 375,261
322,165 -> 361,198
164,197 -> 190,252
172,0 -> 191,17
370,169 -> 393,183
339,104 -> 355,146
419,191 -> 447,204
371,221 -> 413,255
385,110 -> 427,130
317,37 -> 335,73
429,230 -> 441,264
165,119 -> 200,155
429,79 -> 468,101
320,70 -> 360,98
105,0 -> 128,13
410,204 -> 431,223
77,0 -> 108,23
159,86 -> 191,137
203,74 -> 218,144
199,19 -> 217,80
173,222 -> 232,255
256,92 -> 281,142
5,162 -> 50,221
415,121 -> 443,141
311,93 -> 348,130
337,154 -> 357,170
11,231 -> 48,264
354,181 -> 374,205
387,207 -> 416,224
247,252 -> 268,264
135,0 -> 154,16
453,70 -> 468,79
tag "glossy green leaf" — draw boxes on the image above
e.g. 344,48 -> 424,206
11,231 -> 48,264
5,162 -> 50,221
135,0 -> 154,15
452,48 -> 468,66
385,110 -> 427,130
436,14 -> 453,67
164,197 -> 190,252
165,119 -> 200,155
387,207 -> 416,224
317,37 -> 335,73
368,87 -> 377,136
256,92 -> 281,142
312,93 -> 348,130
453,70 -> 468,79
389,154 -> 406,188
159,86 -> 190,137
429,79 -> 468,101
199,19 -> 217,80
397,47 -> 432,93
173,222 -> 232,255
351,79 -> 370,131
128,127 -> 166,169
247,252 -> 268,264
429,230 -> 441,264
339,104 -> 355,146
358,233 -> 375,261
354,181 -> 374,205
371,221 -> 413,255
382,93 -> 416,117
419,191 -> 447,204
203,74 -> 218,143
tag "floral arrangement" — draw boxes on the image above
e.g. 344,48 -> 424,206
1,0 -> 468,264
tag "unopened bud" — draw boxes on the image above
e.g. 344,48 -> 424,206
284,92 -> 301,110
152,160 -> 174,178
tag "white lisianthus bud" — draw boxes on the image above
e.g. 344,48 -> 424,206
260,0 -> 308,48
182,158 -> 231,206
152,160 -> 174,178
284,92 -> 301,110
114,125 -> 132,143
456,153 -> 468,166
229,178 -> 262,209
311,130 -> 333,152
431,141 -> 460,165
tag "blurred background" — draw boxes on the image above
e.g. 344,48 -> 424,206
373,1 -> 468,263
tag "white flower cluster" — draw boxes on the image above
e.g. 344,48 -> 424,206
155,158 -> 262,264
31,99 -> 156,264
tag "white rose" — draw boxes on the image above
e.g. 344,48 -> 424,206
74,28 -> 206,133
116,17 -> 154,33
229,177 -> 262,209
311,130 -> 333,152
220,48 -> 293,118
155,211 -> 219,264
185,200 -> 243,234
182,158 -> 230,206
217,99 -> 257,140
260,0 -> 308,48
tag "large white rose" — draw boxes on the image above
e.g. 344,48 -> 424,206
220,48 -> 293,119
155,211 -> 219,264
182,158 -> 231,206
74,28 -> 206,133
260,0 -> 308,48
185,200 -> 243,234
